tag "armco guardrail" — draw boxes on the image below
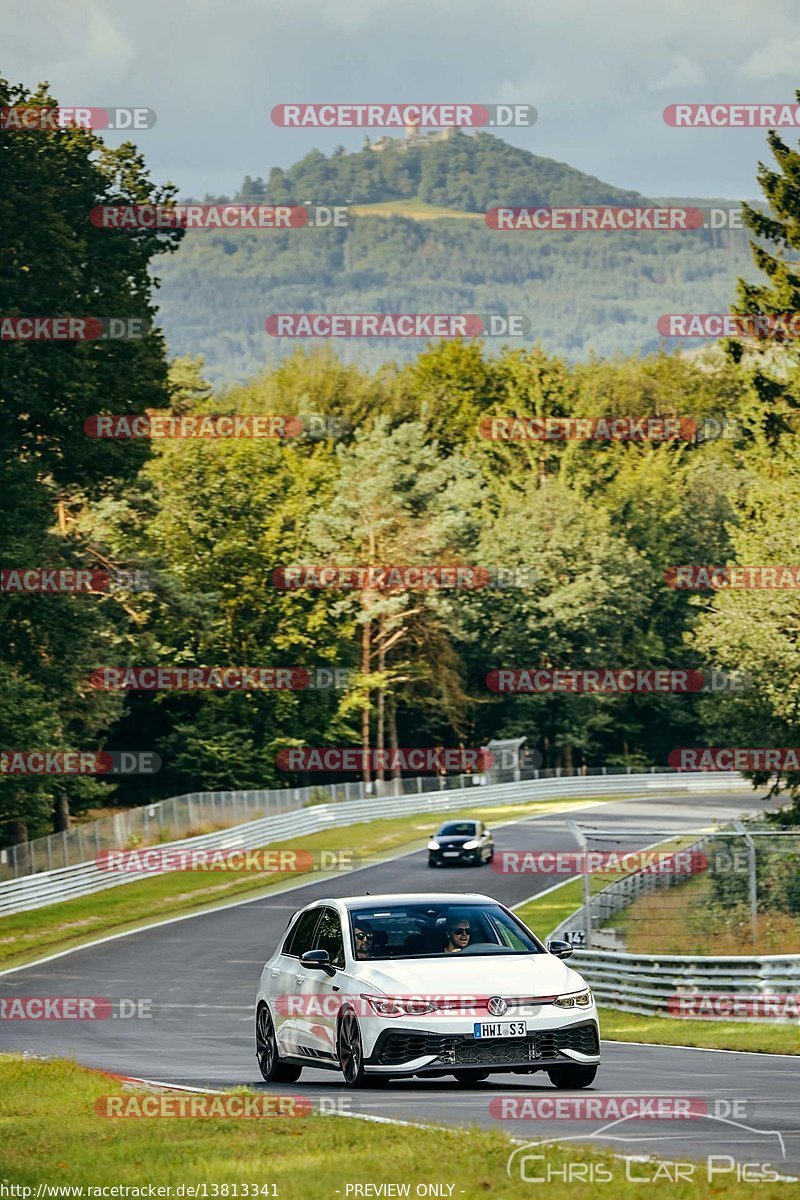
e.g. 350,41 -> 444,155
0,771 -> 752,917
548,831 -> 716,946
568,947 -> 800,1021
0,764 -> 664,880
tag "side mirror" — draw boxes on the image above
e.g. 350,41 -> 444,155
546,939 -> 574,960
300,949 -> 336,975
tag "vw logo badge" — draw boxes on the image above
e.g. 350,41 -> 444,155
487,996 -> 507,1017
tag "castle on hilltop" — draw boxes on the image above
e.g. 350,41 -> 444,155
366,124 -> 459,153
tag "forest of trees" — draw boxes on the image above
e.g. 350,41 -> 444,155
3,77 -> 800,845
161,133 -> 755,383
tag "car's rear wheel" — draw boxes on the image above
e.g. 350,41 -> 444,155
338,1011 -> 369,1088
547,1064 -> 597,1089
255,1004 -> 302,1083
453,1070 -> 490,1084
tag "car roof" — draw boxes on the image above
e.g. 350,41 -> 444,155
311,893 -> 494,909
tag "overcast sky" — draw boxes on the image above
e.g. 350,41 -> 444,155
4,0 -> 800,200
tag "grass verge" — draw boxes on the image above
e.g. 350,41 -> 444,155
597,1007 -> 800,1054
0,795 -> 601,972
514,878 -> 800,1055
2,1055 -> 795,1198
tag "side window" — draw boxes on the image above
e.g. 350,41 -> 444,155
313,906 -> 345,968
283,908 -> 322,958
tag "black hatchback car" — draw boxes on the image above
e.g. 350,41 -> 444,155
427,819 -> 494,867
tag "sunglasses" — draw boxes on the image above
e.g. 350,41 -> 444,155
451,928 -> 471,936
355,931 -> 373,940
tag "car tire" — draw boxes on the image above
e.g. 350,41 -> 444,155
337,1010 -> 370,1088
255,1004 -> 302,1083
547,1064 -> 597,1089
428,856 -> 438,867
453,1070 -> 490,1084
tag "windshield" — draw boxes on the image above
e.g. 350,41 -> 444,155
437,822 -> 477,837
348,902 -> 544,959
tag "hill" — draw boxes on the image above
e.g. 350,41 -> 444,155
155,131 -> 755,383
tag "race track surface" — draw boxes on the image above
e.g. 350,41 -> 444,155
3,789 -> 797,1176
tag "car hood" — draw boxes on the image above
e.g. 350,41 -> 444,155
353,954 -> 585,997
435,836 -> 473,846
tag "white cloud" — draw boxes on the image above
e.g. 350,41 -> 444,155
741,37 -> 800,80
649,56 -> 706,91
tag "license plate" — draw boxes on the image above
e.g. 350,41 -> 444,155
473,1021 -> 527,1039
443,851 -> 459,857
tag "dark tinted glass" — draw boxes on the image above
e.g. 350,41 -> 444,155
313,906 -> 345,967
283,907 -> 322,957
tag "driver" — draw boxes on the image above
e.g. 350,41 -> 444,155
443,915 -> 472,954
353,920 -> 375,960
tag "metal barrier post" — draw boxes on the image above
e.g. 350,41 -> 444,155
568,820 -> 591,948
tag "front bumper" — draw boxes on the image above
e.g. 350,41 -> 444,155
364,1018 -> 600,1075
429,848 -> 481,865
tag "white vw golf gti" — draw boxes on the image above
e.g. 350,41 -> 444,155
255,893 -> 600,1088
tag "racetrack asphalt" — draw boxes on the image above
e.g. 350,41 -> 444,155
2,787 -> 798,1177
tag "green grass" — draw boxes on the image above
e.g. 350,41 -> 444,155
351,196 -> 482,220
3,1055 -> 796,1198
598,1007 -> 800,1055
0,796 -> 601,972
514,879 -> 585,935
514,875 -> 800,1056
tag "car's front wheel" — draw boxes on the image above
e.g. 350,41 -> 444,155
428,855 -> 439,868
547,1064 -> 597,1089
255,1004 -> 302,1083
453,1070 -> 490,1084
338,1011 -> 369,1088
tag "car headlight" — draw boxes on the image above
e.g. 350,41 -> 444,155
553,989 -> 593,1008
428,840 -> 440,850
361,994 -> 438,1017
462,840 -> 479,850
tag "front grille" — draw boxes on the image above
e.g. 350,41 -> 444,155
373,1021 -> 599,1068
376,1032 -> 449,1066
536,1022 -> 600,1058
